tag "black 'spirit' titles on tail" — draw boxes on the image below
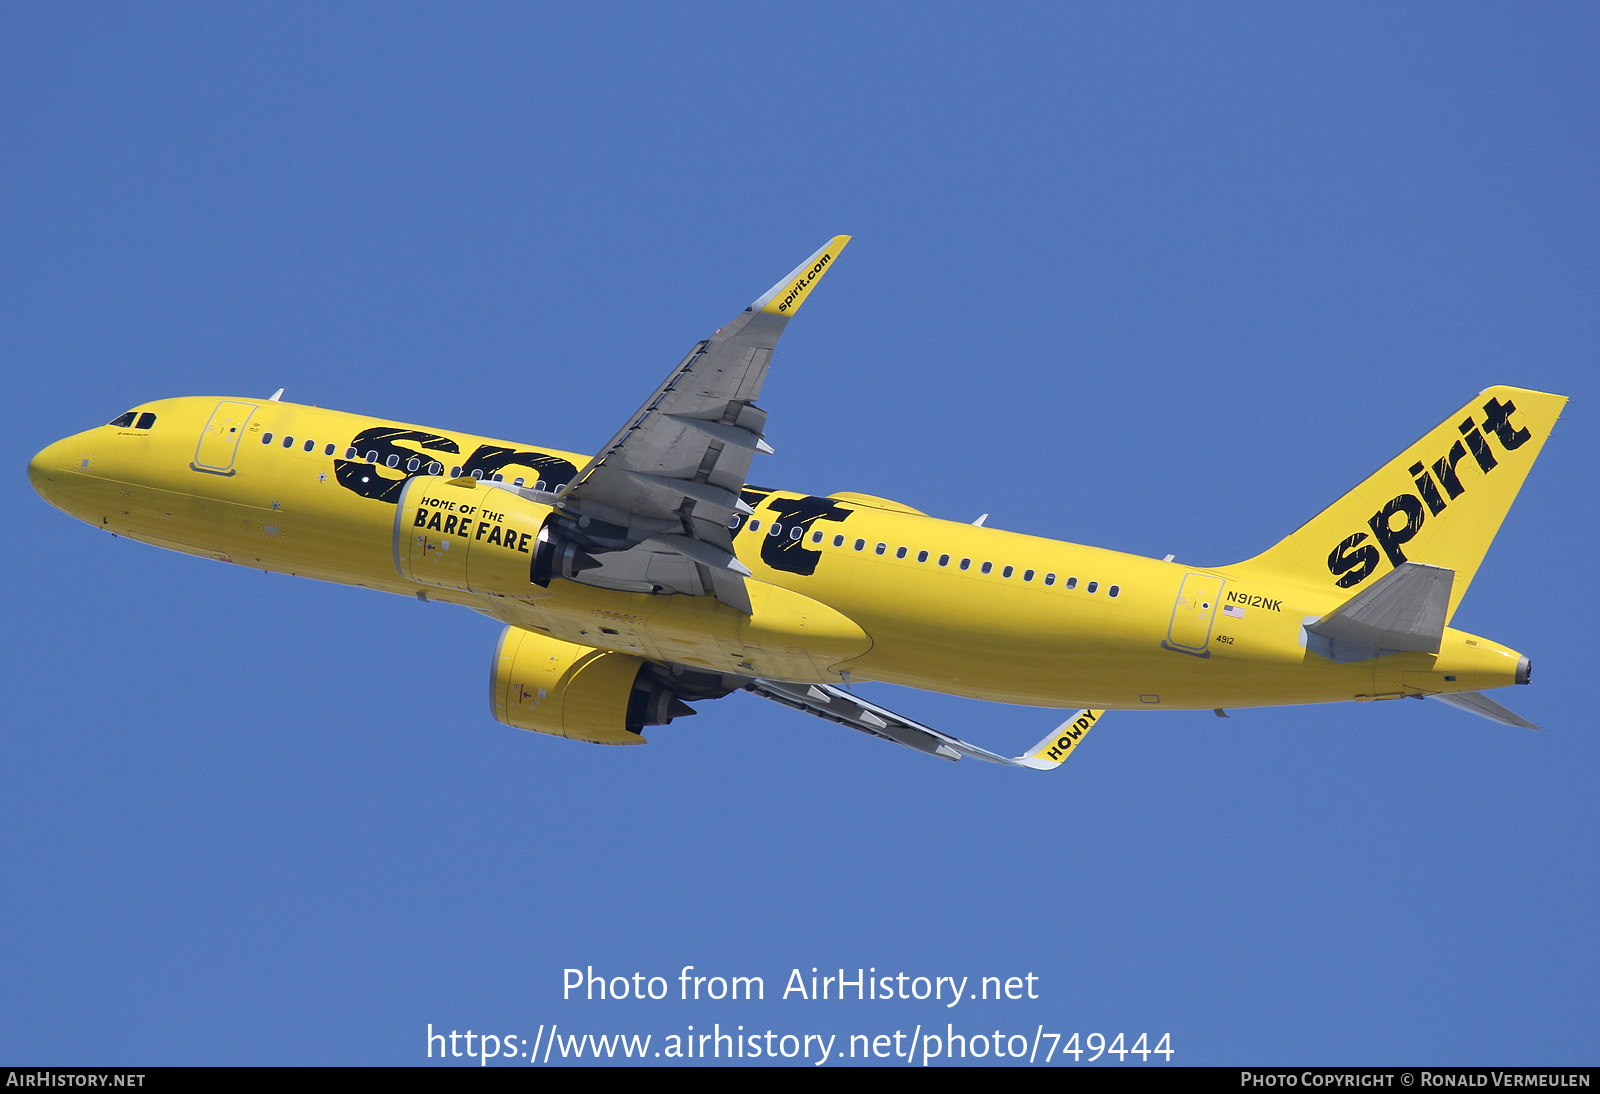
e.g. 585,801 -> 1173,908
1324,397 -> 1533,588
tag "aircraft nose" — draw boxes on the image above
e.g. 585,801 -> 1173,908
28,438 -> 67,501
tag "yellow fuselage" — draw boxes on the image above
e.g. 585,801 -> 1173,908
29,396 -> 1525,711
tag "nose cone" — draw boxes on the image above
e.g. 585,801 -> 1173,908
28,438 -> 68,503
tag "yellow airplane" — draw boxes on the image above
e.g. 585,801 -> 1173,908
27,237 -> 1566,768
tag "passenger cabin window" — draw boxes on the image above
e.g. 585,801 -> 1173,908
1044,573 -> 1056,585
938,554 -> 950,567
917,550 -> 929,563
135,412 -> 157,430
1002,565 -> 1014,578
833,534 -> 844,547
812,531 -> 823,543
110,412 -> 137,428
366,450 -> 379,463
749,520 -> 761,532
959,558 -> 971,570
406,458 -> 421,472
450,465 -> 462,477
385,454 -> 400,468
346,448 -> 357,459
874,543 -> 886,555
262,433 -> 274,444
429,462 -> 443,475
1065,577 -> 1078,589
854,539 -> 865,551
980,561 -> 993,574
1023,569 -> 1035,581
1109,585 -> 1121,598
789,525 -> 803,540
325,443 -> 336,456
896,546 -> 907,559
1087,581 -> 1099,593
303,439 -> 314,452
768,523 -> 782,537
470,469 -> 483,479
283,436 -> 294,448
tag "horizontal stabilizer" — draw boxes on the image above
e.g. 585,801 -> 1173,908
745,679 -> 1102,769
1305,562 -> 1453,663
1429,690 -> 1540,730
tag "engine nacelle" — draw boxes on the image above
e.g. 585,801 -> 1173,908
490,626 -> 695,745
396,476 -> 599,596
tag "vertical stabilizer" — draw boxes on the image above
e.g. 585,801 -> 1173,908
1230,387 -> 1566,620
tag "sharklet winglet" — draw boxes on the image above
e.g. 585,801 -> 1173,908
750,236 -> 851,317
1014,709 -> 1106,770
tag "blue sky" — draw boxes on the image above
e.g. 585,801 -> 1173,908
3,3 -> 1595,1066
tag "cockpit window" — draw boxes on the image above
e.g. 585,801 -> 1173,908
135,412 -> 156,430
110,412 -> 137,428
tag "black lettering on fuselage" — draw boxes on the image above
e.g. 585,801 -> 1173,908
335,427 -> 460,503
1224,591 -> 1283,611
459,445 -> 578,490
334,427 -> 578,506
736,495 -> 854,576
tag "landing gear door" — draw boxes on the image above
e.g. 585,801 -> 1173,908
1162,572 -> 1225,658
191,400 -> 257,475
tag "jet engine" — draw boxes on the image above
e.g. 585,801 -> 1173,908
395,476 -> 601,596
491,626 -> 700,745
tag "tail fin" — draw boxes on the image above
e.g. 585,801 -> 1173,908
1230,386 -> 1567,620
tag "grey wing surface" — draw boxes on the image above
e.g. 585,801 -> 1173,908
545,236 -> 851,614
746,679 -> 1106,769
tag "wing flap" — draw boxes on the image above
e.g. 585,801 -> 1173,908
747,679 -> 962,760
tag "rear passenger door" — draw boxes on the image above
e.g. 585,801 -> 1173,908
1162,572 -> 1225,658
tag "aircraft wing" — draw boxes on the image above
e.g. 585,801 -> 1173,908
548,237 -> 851,614
746,679 -> 1104,768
